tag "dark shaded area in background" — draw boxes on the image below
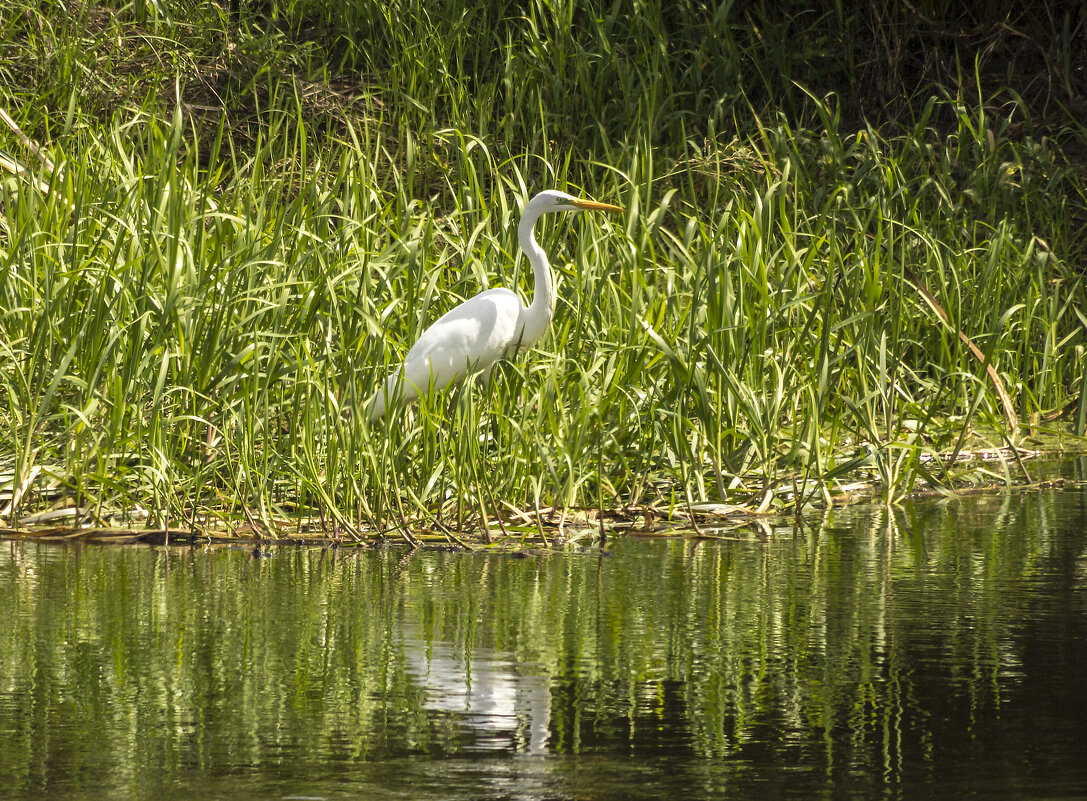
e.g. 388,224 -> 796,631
233,0 -> 1086,133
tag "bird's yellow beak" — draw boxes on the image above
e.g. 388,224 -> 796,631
571,198 -> 625,213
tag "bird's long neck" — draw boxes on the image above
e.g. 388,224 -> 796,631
517,210 -> 554,348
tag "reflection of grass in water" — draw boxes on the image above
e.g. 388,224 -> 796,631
0,490 -> 1075,787
0,3 -> 1085,538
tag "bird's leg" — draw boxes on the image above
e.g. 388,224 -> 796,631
489,410 -> 500,453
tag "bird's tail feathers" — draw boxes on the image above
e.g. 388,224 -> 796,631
367,370 -> 409,422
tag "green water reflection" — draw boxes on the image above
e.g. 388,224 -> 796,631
3,480 -> 1087,800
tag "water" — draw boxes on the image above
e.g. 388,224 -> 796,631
3,477 -> 1087,800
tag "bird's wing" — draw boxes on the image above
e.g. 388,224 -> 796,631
401,288 -> 523,394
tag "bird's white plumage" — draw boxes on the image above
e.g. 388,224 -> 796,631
381,288 -> 522,411
368,190 -> 622,420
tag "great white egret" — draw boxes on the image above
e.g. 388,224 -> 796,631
368,189 -> 623,420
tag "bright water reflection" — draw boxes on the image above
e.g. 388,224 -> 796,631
3,470 -> 1087,800
403,634 -> 551,754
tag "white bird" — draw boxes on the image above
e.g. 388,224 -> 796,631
368,189 -> 623,420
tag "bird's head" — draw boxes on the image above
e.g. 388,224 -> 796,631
528,189 -> 625,216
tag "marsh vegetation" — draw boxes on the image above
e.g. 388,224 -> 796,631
1,1 -> 1085,541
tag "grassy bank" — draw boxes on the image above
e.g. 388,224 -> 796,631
1,1 -> 1086,541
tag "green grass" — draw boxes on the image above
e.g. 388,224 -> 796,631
1,1 -> 1085,540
